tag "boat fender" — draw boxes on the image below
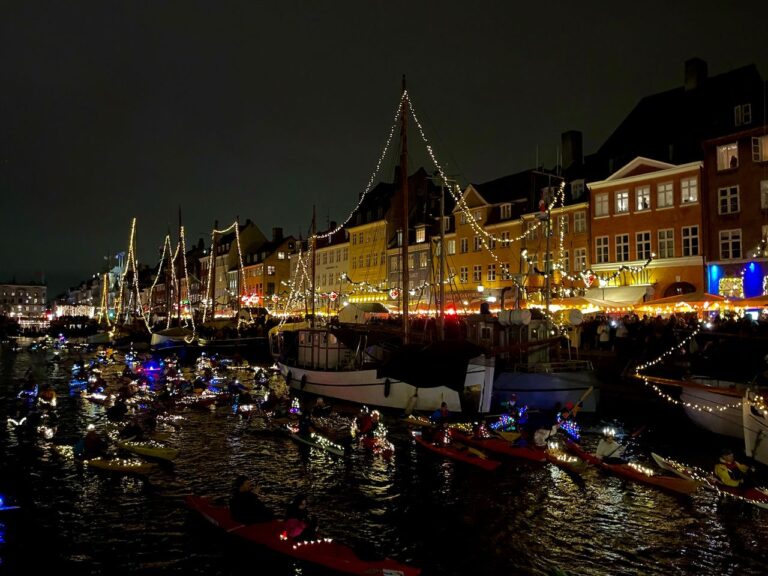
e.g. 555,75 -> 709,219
300,374 -> 307,389
384,378 -> 391,398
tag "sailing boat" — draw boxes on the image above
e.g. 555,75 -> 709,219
270,78 -> 493,413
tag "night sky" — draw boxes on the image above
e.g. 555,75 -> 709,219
1,1 -> 767,300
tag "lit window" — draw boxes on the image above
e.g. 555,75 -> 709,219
615,190 -> 629,214
658,229 -> 674,258
487,264 -> 496,282
681,178 -> 698,204
574,212 -> 586,233
717,142 -> 739,170
636,231 -> 652,260
447,239 -> 456,255
761,181 -> 768,210
559,215 -> 569,234
574,248 -> 587,271
278,251 -> 286,260
500,204 -> 512,220
753,136 -> 768,162
635,186 -> 650,211
473,265 -> 482,282
415,226 -> 426,244
460,267 -> 468,283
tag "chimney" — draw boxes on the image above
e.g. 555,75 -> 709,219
561,130 -> 583,171
684,58 -> 707,91
272,227 -> 283,242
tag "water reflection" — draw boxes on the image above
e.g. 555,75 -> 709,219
1,346 -> 768,575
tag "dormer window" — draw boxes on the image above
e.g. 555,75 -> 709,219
735,103 -> 752,127
415,226 -> 426,243
500,203 -> 512,220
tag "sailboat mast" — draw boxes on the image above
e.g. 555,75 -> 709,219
438,180 -> 446,340
177,206 -> 182,325
400,75 -> 409,344
311,205 -> 316,327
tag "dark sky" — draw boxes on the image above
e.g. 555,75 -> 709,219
2,1 -> 767,300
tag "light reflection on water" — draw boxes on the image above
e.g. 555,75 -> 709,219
1,347 -> 768,575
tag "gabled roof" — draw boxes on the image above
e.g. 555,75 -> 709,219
604,157 -> 676,181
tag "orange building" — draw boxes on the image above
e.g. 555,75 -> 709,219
587,157 -> 705,302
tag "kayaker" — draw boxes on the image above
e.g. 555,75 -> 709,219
430,401 -> 451,424
229,476 -> 275,524
356,410 -> 380,438
311,396 -> 332,418
714,449 -> 751,487
595,429 -> 626,464
74,428 -> 109,460
285,493 -> 318,541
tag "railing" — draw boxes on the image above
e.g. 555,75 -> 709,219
512,360 -> 594,374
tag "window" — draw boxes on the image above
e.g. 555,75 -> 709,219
267,265 -> 275,275
658,229 -> 674,259
473,265 -> 482,282
415,226 -> 426,243
636,231 -> 652,260
473,210 -> 482,222
558,215 -> 569,235
390,256 -> 399,271
460,212 -> 467,225
635,186 -> 650,211
735,104 -> 752,126
615,234 -> 629,262
473,235 -> 481,251
501,263 -> 510,279
595,236 -> 609,264
487,264 -> 496,282
717,142 -> 739,170
500,203 -> 512,220
500,231 -> 510,247
407,255 -> 414,269
681,178 -> 698,204
682,226 -> 699,257
460,238 -> 468,253
419,252 -> 428,268
718,186 -> 740,214
753,136 -> 768,162
560,250 -> 570,274
615,190 -> 629,214
574,248 -> 587,271
442,216 -> 451,232
657,182 -> 673,208
322,253 -> 327,264
446,239 -> 456,255
574,211 -> 586,233
278,251 -> 286,260
460,267 -> 468,283
719,229 -> 742,259
595,193 -> 609,217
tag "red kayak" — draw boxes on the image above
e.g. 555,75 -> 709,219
412,431 -> 501,471
186,496 -> 420,576
564,439 -> 699,495
448,429 -> 548,463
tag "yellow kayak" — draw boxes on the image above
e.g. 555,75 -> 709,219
85,457 -> 157,475
116,440 -> 180,462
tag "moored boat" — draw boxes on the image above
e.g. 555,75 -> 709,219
743,389 -> 768,466
186,495 -> 421,576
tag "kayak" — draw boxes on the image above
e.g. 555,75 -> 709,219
412,431 -> 501,471
448,429 -> 548,463
565,439 -> 699,495
360,436 -> 394,459
651,453 -> 768,509
286,427 -> 346,457
545,446 -> 588,475
186,495 -> 421,576
116,440 -> 180,462
83,457 -> 158,475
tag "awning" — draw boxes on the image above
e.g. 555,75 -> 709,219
585,285 -> 651,304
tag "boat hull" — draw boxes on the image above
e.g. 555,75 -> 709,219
491,367 -> 600,413
681,388 -> 743,439
277,362 -> 467,413
743,390 -> 768,466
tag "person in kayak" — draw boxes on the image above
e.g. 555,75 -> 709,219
430,402 -> 451,424
356,409 -> 380,439
714,449 -> 751,487
595,428 -> 626,464
284,493 -> 318,540
74,427 -> 109,460
229,476 -> 275,524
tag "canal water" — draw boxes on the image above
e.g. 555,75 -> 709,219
1,345 -> 767,576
